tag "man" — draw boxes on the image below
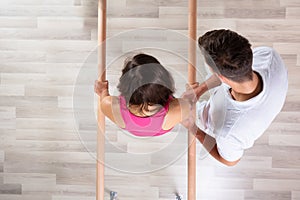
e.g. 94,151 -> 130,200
185,29 -> 288,166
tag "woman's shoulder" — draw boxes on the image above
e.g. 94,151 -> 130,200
101,95 -> 121,103
101,95 -> 112,103
168,98 -> 190,114
100,96 -> 121,112
100,95 -> 125,128
162,98 -> 191,130
166,98 -> 191,120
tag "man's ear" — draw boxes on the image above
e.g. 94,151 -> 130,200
216,74 -> 225,81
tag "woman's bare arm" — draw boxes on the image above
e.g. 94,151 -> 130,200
94,80 -> 125,128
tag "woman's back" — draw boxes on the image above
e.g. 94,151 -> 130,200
95,53 -> 191,137
119,95 -> 173,137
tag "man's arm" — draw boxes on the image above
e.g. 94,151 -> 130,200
183,74 -> 221,101
190,125 -> 240,166
200,73 -> 222,94
183,74 -> 239,166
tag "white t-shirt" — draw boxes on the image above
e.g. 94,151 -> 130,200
196,47 -> 288,162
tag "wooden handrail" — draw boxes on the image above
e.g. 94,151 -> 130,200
96,0 -> 106,200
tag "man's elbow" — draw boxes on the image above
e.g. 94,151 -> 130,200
220,157 -> 240,167
224,161 -> 239,167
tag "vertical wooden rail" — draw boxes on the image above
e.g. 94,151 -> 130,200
97,0 -> 106,200
188,0 -> 197,200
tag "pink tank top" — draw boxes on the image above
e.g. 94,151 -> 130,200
119,96 -> 173,137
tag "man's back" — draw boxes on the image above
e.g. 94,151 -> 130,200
197,47 -> 288,161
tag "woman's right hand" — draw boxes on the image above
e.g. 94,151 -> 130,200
94,80 -> 109,97
181,82 -> 206,102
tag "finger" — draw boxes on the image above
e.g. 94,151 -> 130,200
94,85 -> 100,95
186,82 -> 199,90
95,80 -> 103,88
191,82 -> 199,89
104,81 -> 109,89
97,81 -> 108,87
94,80 -> 99,90
185,83 -> 191,90
182,90 -> 196,99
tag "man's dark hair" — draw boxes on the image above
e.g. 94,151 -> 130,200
198,29 -> 253,82
117,54 -> 175,110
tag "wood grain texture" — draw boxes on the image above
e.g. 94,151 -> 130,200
0,0 -> 299,199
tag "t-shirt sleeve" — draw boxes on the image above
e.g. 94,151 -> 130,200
196,100 -> 208,131
216,136 -> 244,162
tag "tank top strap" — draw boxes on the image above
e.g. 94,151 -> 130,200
119,95 -> 127,109
164,95 -> 174,111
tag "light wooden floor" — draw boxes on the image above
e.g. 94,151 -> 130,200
0,0 -> 300,199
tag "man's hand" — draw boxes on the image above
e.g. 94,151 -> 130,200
181,82 -> 207,102
94,80 -> 109,98
180,95 -> 197,135
181,108 -> 196,130
182,74 -> 221,102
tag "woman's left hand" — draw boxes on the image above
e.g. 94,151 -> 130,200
94,80 -> 109,97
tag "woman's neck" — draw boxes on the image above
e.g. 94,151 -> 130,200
129,104 -> 162,117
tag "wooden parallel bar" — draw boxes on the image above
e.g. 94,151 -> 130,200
188,0 -> 197,199
96,0 -> 106,200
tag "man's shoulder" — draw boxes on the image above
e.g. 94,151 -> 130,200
253,46 -> 274,52
252,46 -> 276,66
252,46 -> 284,68
253,46 -> 276,57
252,46 -> 287,84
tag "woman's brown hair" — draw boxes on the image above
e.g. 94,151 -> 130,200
117,54 -> 175,110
